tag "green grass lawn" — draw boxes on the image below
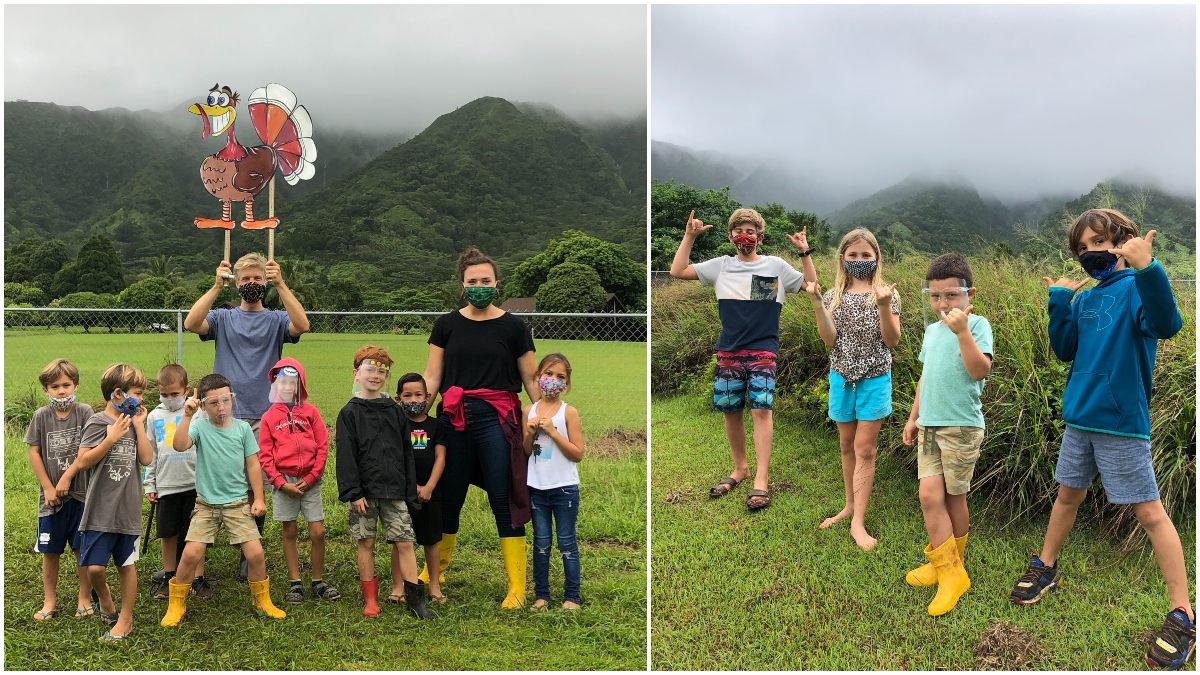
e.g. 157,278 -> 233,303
3,332 -> 647,670
4,437 -> 646,670
3,330 -> 646,435
651,395 -> 1196,670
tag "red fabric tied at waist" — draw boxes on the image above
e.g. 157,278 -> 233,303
440,386 -> 530,529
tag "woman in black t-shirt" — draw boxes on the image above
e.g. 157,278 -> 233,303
420,247 -> 539,609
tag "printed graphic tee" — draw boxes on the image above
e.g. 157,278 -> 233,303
405,416 -> 447,490
692,255 -> 805,354
25,403 -> 95,517
78,412 -> 143,535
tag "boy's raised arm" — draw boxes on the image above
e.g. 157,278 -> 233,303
1045,276 -> 1086,362
670,210 -> 706,280
266,259 -> 311,337
184,261 -> 231,335
173,393 -> 200,452
133,407 -> 154,466
1133,258 -> 1183,340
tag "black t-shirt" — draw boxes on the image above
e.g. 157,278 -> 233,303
405,416 -> 447,487
428,310 -> 535,393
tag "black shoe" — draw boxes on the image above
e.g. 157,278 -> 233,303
151,571 -> 175,599
285,581 -> 305,605
239,555 -> 249,584
404,579 -> 438,620
1147,607 -> 1196,669
191,575 -> 214,599
1010,553 -> 1062,605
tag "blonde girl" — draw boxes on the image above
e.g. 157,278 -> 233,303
523,353 -> 584,610
805,228 -> 900,551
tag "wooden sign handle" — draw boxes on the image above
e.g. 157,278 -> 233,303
268,177 -> 276,261
223,230 -> 233,285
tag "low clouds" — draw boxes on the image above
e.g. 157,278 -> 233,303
652,5 -> 1195,202
5,5 -> 646,132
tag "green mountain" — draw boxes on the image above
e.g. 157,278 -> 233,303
5,97 -> 646,289
275,97 -> 645,288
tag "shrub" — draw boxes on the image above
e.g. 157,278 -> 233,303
535,262 -> 607,313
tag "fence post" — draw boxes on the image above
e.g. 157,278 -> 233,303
176,310 -> 184,365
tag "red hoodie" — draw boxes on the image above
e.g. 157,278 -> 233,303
258,357 -> 328,490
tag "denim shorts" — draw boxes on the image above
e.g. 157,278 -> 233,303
828,370 -> 893,423
1055,425 -> 1160,504
712,350 -> 777,413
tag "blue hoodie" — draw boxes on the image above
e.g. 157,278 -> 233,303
1048,259 -> 1182,439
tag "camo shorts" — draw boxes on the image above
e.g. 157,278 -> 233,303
916,425 -> 985,496
346,498 -> 415,543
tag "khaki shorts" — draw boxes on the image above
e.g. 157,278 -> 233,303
186,497 -> 262,545
916,425 -> 985,496
347,498 -> 414,543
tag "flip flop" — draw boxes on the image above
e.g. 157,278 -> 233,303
98,630 -> 131,643
385,594 -> 405,605
709,476 -> 740,499
75,603 -> 97,619
98,608 -> 119,627
33,609 -> 58,621
747,489 -> 771,511
430,593 -> 448,605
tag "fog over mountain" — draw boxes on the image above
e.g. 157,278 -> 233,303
652,4 -> 1195,210
6,5 -> 647,134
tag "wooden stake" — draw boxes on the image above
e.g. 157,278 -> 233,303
223,230 -> 232,285
268,177 -> 276,261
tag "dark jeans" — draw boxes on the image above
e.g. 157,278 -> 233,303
530,485 -> 581,604
440,397 -> 525,538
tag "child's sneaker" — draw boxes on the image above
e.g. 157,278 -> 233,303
191,576 -> 214,600
1146,607 -> 1196,669
1009,553 -> 1061,605
151,570 -> 175,600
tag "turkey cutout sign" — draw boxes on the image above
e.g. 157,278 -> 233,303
189,83 -> 317,275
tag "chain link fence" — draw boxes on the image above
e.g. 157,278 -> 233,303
4,307 -> 648,436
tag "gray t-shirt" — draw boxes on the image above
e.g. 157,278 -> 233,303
24,403 -> 95,517
201,307 -> 299,420
78,412 -> 144,535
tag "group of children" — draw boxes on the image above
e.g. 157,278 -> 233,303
671,206 -> 1194,668
26,344 -> 586,641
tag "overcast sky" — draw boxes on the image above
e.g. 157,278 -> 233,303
6,5 -> 646,133
653,5 -> 1195,202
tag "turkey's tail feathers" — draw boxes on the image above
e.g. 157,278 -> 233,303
247,84 -> 317,186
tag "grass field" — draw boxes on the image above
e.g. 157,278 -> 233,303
3,332 -> 647,670
651,395 -> 1196,671
3,330 -> 646,435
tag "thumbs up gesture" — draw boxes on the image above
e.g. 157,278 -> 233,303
1108,230 -> 1156,271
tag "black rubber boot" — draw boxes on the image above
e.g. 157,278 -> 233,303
239,555 -> 249,583
404,579 -> 438,620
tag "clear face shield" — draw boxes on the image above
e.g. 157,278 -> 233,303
921,279 -> 972,329
200,392 -> 236,422
271,367 -> 301,407
353,360 -> 391,399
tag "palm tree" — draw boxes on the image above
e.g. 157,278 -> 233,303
265,257 -> 321,311
145,255 -> 181,284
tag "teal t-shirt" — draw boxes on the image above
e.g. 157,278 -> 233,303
917,314 -> 994,428
190,418 -> 258,505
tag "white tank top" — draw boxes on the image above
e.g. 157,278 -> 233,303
526,400 -> 580,490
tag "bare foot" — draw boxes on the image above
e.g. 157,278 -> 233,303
819,507 -> 852,529
850,523 -> 877,551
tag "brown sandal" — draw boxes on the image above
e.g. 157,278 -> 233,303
385,593 -> 404,604
747,489 -> 771,511
709,477 -> 740,499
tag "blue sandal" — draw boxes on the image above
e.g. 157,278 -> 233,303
33,609 -> 58,621
75,603 -> 97,619
98,630 -> 131,643
98,608 -> 118,626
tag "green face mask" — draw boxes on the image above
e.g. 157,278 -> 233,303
463,285 -> 496,308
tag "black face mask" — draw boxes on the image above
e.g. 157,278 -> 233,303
1078,251 -> 1119,281
238,282 -> 267,304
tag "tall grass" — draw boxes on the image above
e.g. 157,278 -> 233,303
652,253 -> 1196,539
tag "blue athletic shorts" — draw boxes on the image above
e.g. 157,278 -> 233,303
79,531 -> 140,568
35,497 -> 84,554
828,370 -> 893,423
1055,425 -> 1160,504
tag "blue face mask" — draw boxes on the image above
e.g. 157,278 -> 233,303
1078,250 -> 1119,281
111,391 -> 141,416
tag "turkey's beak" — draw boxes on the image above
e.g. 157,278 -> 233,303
189,103 -> 235,139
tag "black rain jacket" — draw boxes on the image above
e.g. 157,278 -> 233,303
335,396 -> 419,508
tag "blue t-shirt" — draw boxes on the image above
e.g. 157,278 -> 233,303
189,418 -> 259,505
201,307 -> 299,420
917,314 -> 993,428
692,255 -> 805,353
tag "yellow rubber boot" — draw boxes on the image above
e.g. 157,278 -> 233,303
499,536 -> 527,609
249,577 -> 287,619
160,577 -> 191,627
927,536 -> 970,616
906,533 -> 967,587
419,532 -> 457,585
